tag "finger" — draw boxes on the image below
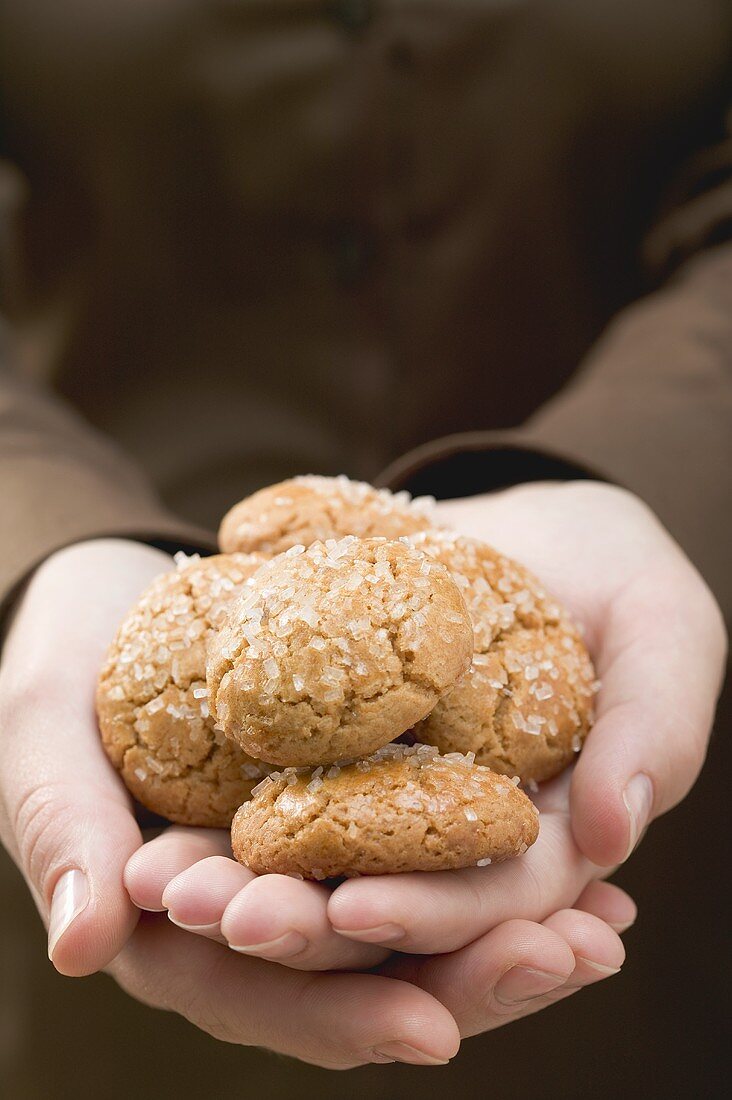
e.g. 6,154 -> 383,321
109,917 -> 460,1068
327,804 -> 594,954
571,566 -> 726,866
219,874 -> 389,971
0,541 -> 172,977
124,826 -> 233,912
384,918 -> 575,1036
161,855 -> 253,939
572,880 -> 637,932
386,910 -> 623,1039
0,767 -> 142,978
541,909 -> 625,986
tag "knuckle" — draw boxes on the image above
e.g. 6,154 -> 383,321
0,675 -> 45,733
0,675 -> 73,761
565,481 -> 648,518
107,952 -> 167,1013
113,948 -> 233,1038
182,993 -> 240,1044
175,955 -> 258,1047
519,856 -> 553,916
694,577 -> 728,666
673,733 -> 708,793
12,781 -> 78,899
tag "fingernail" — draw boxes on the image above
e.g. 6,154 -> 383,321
168,914 -> 222,935
371,1042 -> 450,1066
494,966 -> 567,1005
622,773 -> 654,861
139,905 -> 166,913
48,869 -> 90,962
227,931 -> 308,958
576,958 -> 622,976
331,922 -> 406,943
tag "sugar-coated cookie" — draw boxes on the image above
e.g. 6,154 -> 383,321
218,474 -> 438,555
207,537 -> 473,766
231,743 -> 540,879
406,531 -> 597,783
97,553 -> 273,827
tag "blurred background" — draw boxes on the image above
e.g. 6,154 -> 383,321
1,1 -> 730,1095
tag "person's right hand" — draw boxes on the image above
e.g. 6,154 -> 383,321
0,535 -> 384,976
0,537 -> 173,975
0,534 -> 390,972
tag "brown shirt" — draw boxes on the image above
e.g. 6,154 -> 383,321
1,0 -> 731,617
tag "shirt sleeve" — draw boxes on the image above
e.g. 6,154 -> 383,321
379,112 -> 732,621
0,342 -> 215,611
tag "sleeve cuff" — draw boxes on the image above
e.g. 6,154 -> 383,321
376,430 -> 610,499
1,509 -> 216,639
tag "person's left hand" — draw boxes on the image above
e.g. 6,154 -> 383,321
324,481 -> 725,954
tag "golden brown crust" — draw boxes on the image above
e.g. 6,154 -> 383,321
96,553 -> 274,827
218,475 -> 439,555
207,537 -> 474,766
231,744 -> 540,878
407,531 -> 597,783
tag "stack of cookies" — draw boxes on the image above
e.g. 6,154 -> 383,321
97,476 -> 597,878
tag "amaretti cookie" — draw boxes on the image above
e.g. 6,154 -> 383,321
407,531 -> 597,783
231,743 -> 540,879
207,537 -> 473,766
97,553 -> 273,827
218,474 -> 438,555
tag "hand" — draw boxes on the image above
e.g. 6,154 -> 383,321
0,538 -> 172,975
113,866 -> 632,1067
324,481 -> 726,954
437,481 -> 727,863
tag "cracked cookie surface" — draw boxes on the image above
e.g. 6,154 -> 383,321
207,537 -> 473,766
407,531 -> 597,783
218,474 -> 438,555
96,553 -> 273,827
231,743 -> 540,878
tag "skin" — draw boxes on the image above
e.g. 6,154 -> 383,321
0,481 -> 725,1067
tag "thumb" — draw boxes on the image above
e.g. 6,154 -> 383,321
1,698 -> 143,976
0,539 -> 170,976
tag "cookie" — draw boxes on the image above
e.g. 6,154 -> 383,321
231,743 -> 540,878
97,552 -> 274,827
218,474 -> 438,555
406,531 -> 597,784
207,537 -> 473,766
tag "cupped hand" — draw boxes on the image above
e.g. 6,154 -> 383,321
436,481 -> 727,865
0,538 -> 173,976
326,481 -> 726,952
108,875 -> 632,1068
6,481 -> 711,1065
